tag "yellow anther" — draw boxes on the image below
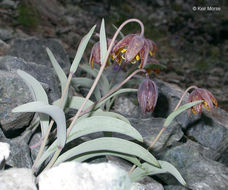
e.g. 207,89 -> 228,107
121,48 -> 127,53
136,55 -> 140,61
149,51 -> 155,57
203,101 -> 210,111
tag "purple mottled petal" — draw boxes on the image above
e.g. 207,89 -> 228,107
125,35 -> 144,62
113,34 -> 136,54
206,89 -> 218,106
138,79 -> 158,113
147,39 -> 157,54
139,40 -> 149,68
198,89 -> 213,110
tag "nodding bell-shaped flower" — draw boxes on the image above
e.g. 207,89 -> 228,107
89,39 -> 113,68
112,34 -> 157,69
188,88 -> 218,114
137,78 -> 158,113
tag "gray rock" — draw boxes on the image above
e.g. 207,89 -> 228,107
5,137 -> 33,168
0,0 -> 17,9
0,28 -> 13,41
0,56 -> 61,102
129,117 -> 183,152
132,180 -> 164,190
0,39 -> 10,56
0,70 -> 33,133
186,113 -> 228,159
0,168 -> 37,190
153,78 -> 191,128
164,185 -> 188,190
160,140 -> 228,190
8,37 -> 70,71
108,156 -> 164,190
38,161 -> 133,190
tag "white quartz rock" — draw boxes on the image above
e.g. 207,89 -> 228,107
0,168 -> 37,190
38,161 -> 133,190
0,142 -> 10,164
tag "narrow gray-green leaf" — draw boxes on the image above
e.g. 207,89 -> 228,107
12,101 -> 66,148
70,25 -> 96,74
130,161 -> 186,186
164,100 -> 203,127
36,114 -> 136,167
100,18 -> 107,65
17,70 -> 49,137
91,111 -> 130,124
71,77 -> 101,100
54,137 -> 160,167
68,116 -> 143,142
112,24 -> 125,38
46,47 -> 67,93
73,151 -> 142,168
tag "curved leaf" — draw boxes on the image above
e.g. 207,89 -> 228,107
17,70 -> 49,137
90,111 -> 130,125
12,101 -> 66,148
130,160 -> 186,186
164,100 -> 203,127
54,137 -> 160,167
70,25 -> 96,74
46,47 -> 67,94
68,116 -> 143,142
36,115 -> 143,167
72,151 -> 142,168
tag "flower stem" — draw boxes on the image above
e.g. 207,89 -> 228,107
147,85 -> 198,150
129,85 -> 198,174
42,18 -> 145,171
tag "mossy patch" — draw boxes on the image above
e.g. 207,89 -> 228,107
16,2 -> 40,29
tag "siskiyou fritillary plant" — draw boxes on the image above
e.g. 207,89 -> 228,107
12,18 -> 217,186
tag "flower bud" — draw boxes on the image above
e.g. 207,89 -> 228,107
137,78 -> 158,113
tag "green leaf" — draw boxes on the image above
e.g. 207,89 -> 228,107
72,151 -> 142,168
90,111 -> 131,125
36,116 -> 143,167
12,101 -> 66,148
130,160 -> 187,186
17,70 -> 49,137
53,96 -> 96,111
99,19 -> 109,97
54,137 -> 160,167
46,47 -> 67,94
112,24 -> 125,38
68,116 -> 143,142
70,25 -> 96,74
164,100 -> 203,127
99,18 -> 107,65
71,77 -> 101,100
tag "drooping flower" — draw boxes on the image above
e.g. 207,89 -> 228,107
137,78 -> 158,113
188,88 -> 218,114
89,39 -> 113,68
111,34 -> 157,69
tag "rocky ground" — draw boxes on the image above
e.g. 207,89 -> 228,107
1,0 -> 228,190
0,0 -> 228,110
